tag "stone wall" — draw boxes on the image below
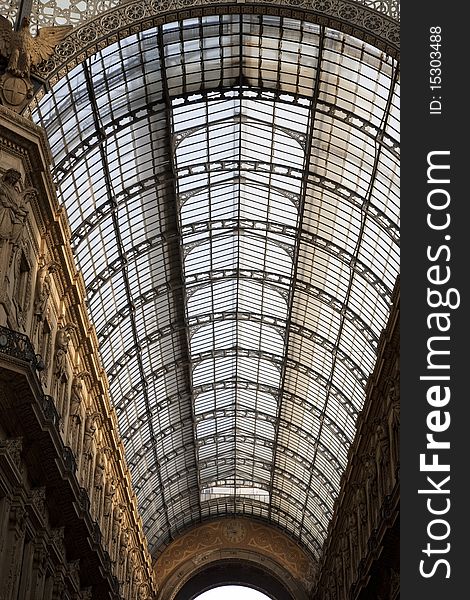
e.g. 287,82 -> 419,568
0,106 -> 157,598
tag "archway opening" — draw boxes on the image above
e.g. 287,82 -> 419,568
195,586 -> 273,600
173,560 -> 295,600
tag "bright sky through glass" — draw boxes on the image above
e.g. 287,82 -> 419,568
196,586 -> 271,600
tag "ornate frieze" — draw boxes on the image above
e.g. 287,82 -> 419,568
155,517 -> 316,595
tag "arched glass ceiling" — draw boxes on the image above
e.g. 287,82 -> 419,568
33,14 -> 399,559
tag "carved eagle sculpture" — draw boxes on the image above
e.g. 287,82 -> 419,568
0,15 -> 72,79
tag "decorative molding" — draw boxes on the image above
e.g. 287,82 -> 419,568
30,486 -> 47,519
0,436 -> 23,469
0,0 -> 399,30
51,526 -> 66,558
0,105 -> 158,600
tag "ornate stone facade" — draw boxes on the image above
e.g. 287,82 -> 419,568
0,105 -> 157,599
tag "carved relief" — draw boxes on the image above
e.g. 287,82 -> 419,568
0,16 -> 72,112
33,543 -> 49,573
354,484 -> 367,527
93,449 -> 105,489
344,509 -> 358,576
389,376 -> 400,470
0,436 -> 23,469
0,169 -> 32,247
38,317 -> 52,386
53,323 -> 76,381
119,529 -> 129,565
51,526 -> 66,558
11,505 -> 27,539
83,412 -> 99,457
138,583 -> 150,600
363,453 -> 379,518
103,476 -> 116,517
34,257 -> 59,319
68,371 -> 88,454
374,417 -> 391,496
92,449 -> 106,518
12,244 -> 32,329
0,169 -> 34,320
30,486 -> 47,520
111,502 -> 123,543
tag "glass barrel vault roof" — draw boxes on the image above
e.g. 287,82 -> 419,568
33,13 -> 400,559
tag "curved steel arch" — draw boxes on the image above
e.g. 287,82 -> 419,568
172,88 -> 400,159
93,230 -> 390,345
121,382 -> 353,464
195,429 -> 344,477
122,410 -> 345,478
65,152 -> 397,255
97,280 -> 377,364
180,219 -> 395,296
104,308 -> 369,390
139,482 -> 328,558
82,213 -> 394,312
176,165 -> 398,244
117,375 -> 359,476
98,299 -> 380,386
193,396 -> 353,447
187,312 -> 369,381
135,439 -> 339,523
127,421 -> 342,494
196,457 -> 334,516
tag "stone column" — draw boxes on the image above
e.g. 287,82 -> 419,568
0,496 -> 11,565
30,541 -> 49,600
16,537 -> 35,598
51,572 -> 65,600
0,504 -> 28,600
42,570 -> 54,600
